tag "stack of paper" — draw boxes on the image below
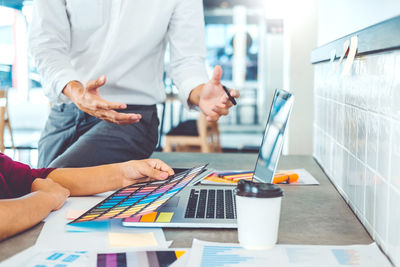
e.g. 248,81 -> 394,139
188,239 -> 392,267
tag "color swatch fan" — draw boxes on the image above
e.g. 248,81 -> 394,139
70,165 -> 207,224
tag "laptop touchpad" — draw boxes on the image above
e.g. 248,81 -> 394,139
163,197 -> 180,208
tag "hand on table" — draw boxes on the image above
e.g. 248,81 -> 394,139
190,65 -> 240,122
63,76 -> 141,125
120,159 -> 175,186
31,178 -> 70,211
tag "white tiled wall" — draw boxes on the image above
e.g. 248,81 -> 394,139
313,51 -> 400,266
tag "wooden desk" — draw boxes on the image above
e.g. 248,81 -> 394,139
0,153 -> 372,262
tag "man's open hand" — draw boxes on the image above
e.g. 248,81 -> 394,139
63,76 -> 141,125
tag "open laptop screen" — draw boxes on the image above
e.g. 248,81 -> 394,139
253,89 -> 294,183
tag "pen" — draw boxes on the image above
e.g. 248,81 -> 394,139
222,85 -> 237,105
219,173 -> 254,180
217,171 -> 252,177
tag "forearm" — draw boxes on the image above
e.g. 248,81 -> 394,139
47,163 -> 127,196
0,192 -> 54,241
30,0 -> 80,104
168,0 -> 208,109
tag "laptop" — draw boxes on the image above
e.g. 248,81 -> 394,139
123,89 -> 294,228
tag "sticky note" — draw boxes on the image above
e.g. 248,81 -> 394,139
66,210 -> 85,220
334,39 -> 350,74
156,212 -> 174,223
108,232 -> 158,247
140,212 -> 157,222
65,221 -> 109,232
342,36 -> 358,76
175,251 -> 186,259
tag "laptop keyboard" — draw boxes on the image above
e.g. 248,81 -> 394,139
185,189 -> 236,219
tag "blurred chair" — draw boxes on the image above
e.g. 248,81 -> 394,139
163,113 -> 222,153
0,90 -> 15,152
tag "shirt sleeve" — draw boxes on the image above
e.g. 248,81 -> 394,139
28,0 -> 82,104
167,0 -> 210,110
0,154 -> 56,199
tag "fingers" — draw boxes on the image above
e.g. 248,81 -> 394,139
140,162 -> 170,180
84,76 -> 127,110
80,93 -> 126,111
94,100 -> 127,110
211,65 -> 223,85
223,88 -> 239,106
135,159 -> 175,181
97,110 -> 142,125
79,99 -> 136,124
146,159 -> 175,176
218,95 -> 232,108
208,87 -> 239,120
77,75 -> 143,125
86,75 -> 106,91
206,110 -> 220,122
230,89 -> 240,98
124,159 -> 174,186
212,106 -> 229,116
206,101 -> 231,121
210,94 -> 231,118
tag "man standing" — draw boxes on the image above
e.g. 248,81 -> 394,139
29,0 -> 239,168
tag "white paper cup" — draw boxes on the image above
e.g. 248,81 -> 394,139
236,180 -> 283,249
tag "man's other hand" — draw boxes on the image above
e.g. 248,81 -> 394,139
189,65 -> 240,121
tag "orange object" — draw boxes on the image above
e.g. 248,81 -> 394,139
175,251 -> 186,259
272,171 -> 299,184
139,212 -> 158,222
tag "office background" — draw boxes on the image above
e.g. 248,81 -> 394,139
1,0 -> 400,266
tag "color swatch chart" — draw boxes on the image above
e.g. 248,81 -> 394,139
70,165 -> 207,224
97,250 -> 186,267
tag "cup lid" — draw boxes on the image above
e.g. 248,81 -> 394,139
236,179 -> 283,198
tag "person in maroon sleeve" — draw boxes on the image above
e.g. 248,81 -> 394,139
0,153 -> 174,241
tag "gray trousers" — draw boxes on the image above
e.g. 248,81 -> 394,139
38,103 -> 159,168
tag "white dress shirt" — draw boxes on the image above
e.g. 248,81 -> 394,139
29,0 -> 209,107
